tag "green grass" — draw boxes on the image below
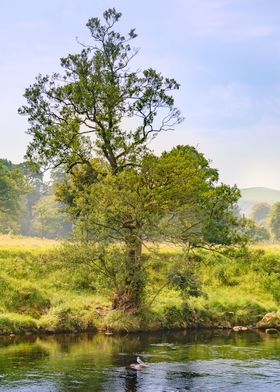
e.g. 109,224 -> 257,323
0,235 -> 279,334
0,313 -> 37,334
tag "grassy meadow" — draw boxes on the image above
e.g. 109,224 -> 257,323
0,235 -> 279,335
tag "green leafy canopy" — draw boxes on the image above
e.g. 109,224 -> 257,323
19,8 -> 183,174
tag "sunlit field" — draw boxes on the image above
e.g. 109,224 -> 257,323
0,235 -> 60,250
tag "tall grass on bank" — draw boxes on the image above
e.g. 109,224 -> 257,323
0,235 -> 279,333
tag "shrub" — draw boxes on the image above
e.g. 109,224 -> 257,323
162,306 -> 182,328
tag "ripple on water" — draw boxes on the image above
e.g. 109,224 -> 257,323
99,360 -> 280,392
0,331 -> 279,391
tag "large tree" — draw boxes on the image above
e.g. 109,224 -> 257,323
249,202 -> 271,225
269,202 -> 280,241
19,9 -> 241,310
18,162 -> 45,236
0,159 -> 27,232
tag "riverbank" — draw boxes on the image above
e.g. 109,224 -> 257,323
0,235 -> 279,335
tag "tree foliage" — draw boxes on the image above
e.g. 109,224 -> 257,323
0,159 -> 27,233
269,202 -> 280,241
31,193 -> 70,238
19,8 -> 182,173
250,202 -> 271,225
241,217 -> 270,243
57,145 -> 240,246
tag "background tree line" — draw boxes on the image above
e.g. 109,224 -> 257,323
246,201 -> 280,242
0,159 -> 71,238
4,154 -> 280,246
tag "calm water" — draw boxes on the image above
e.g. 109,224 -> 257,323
0,330 -> 279,391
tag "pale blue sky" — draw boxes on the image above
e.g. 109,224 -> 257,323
1,0 -> 280,188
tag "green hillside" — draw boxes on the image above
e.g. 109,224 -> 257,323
239,187 -> 280,215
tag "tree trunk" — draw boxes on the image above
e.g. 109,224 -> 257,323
112,239 -> 144,312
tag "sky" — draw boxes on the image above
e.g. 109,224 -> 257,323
1,0 -> 280,189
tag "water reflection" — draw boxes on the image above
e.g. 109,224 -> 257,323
0,330 -> 279,391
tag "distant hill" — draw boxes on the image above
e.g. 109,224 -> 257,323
239,187 -> 280,216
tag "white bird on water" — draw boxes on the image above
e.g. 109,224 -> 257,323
130,356 -> 149,370
137,356 -> 145,365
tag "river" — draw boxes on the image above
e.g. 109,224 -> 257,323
0,330 -> 279,391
